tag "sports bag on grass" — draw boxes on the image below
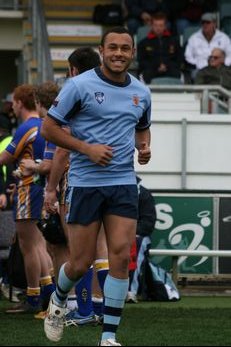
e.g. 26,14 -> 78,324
7,235 -> 27,289
140,255 -> 180,302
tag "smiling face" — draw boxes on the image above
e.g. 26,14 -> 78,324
99,32 -> 135,82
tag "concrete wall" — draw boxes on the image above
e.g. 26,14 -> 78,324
0,17 -> 23,50
0,15 -> 23,104
135,114 -> 231,191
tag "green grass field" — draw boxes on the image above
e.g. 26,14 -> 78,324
1,296 -> 231,346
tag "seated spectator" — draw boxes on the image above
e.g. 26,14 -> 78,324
184,12 -> 231,81
175,0 -> 204,36
202,0 -> 218,13
1,93 -> 18,135
124,0 -> 172,35
174,0 -> 218,36
195,48 -> 231,90
137,12 -> 183,84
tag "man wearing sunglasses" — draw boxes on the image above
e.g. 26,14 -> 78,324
195,48 -> 231,90
184,12 -> 231,81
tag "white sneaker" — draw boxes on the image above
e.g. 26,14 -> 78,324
99,339 -> 122,346
1,283 -> 21,303
126,291 -> 138,303
44,294 -> 66,342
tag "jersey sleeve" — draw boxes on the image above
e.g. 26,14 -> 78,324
43,141 -> 56,161
136,88 -> 152,131
5,123 -> 38,159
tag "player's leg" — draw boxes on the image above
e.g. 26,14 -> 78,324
6,184 -> 47,313
93,226 -> 109,320
44,221 -> 100,341
100,215 -> 136,346
95,225 -> 109,292
99,184 -> 138,346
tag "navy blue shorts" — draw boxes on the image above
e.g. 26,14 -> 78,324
65,185 -> 138,225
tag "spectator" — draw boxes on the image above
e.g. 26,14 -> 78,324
0,113 -> 14,209
124,0 -> 172,35
175,0 -> 204,36
184,12 -> 231,81
202,0 -> 218,13
195,48 -> 231,90
174,1 -> 218,36
127,176 -> 156,303
137,12 -> 183,84
1,93 -> 18,135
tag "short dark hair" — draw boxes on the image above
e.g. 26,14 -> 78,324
152,12 -> 168,22
68,47 -> 101,73
100,26 -> 134,47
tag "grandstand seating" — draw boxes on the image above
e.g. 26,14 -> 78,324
182,25 -> 200,46
151,77 -> 183,85
136,25 -> 150,45
23,0 -> 122,83
220,16 -> 231,36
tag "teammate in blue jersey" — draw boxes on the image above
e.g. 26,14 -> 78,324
42,27 -> 152,346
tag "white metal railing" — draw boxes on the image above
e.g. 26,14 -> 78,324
149,249 -> 231,285
149,85 -> 231,114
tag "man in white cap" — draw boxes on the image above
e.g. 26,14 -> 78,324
184,12 -> 231,80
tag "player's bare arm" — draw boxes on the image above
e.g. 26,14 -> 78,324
135,128 -> 151,165
20,158 -> 52,176
44,146 -> 69,214
41,116 -> 113,166
0,150 -> 14,166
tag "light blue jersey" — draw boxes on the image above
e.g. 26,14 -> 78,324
48,67 -> 151,187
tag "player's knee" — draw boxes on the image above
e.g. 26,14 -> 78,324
70,259 -> 92,278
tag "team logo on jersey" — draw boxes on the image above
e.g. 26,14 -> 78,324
95,92 -> 105,104
132,95 -> 140,106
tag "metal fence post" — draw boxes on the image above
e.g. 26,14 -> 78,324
202,89 -> 209,113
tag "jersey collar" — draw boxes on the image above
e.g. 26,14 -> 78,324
94,66 -> 131,87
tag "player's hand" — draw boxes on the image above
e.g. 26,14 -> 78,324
138,142 -> 151,165
20,159 -> 36,176
87,144 -> 113,166
44,189 -> 59,214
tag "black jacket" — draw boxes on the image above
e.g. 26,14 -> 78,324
0,135 -> 15,207
137,184 -> 156,237
137,30 -> 182,83
124,0 -> 172,20
195,65 -> 231,90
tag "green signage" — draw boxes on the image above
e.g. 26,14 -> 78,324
151,196 -> 213,274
